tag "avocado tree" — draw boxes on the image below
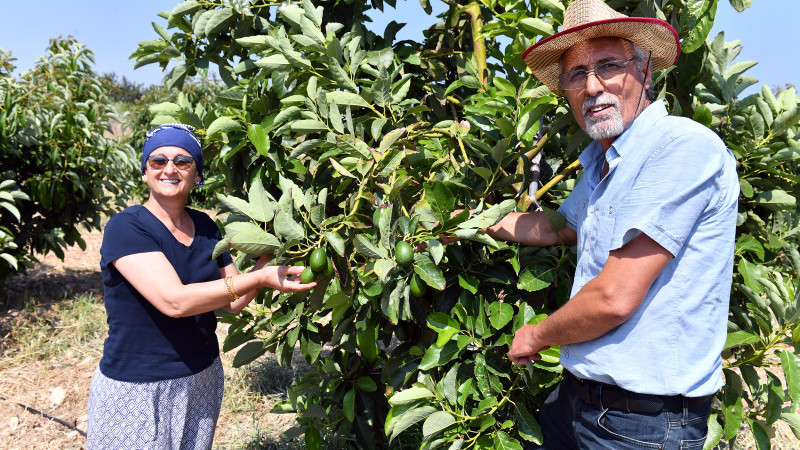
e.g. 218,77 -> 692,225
133,0 -> 800,448
0,39 -> 137,284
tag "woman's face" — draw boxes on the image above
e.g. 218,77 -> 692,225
141,145 -> 200,200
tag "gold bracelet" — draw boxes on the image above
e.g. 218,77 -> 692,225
224,276 -> 240,303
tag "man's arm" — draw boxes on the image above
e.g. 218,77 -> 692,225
508,233 -> 672,364
485,211 -> 577,247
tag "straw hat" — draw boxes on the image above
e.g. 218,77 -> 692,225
522,0 -> 680,95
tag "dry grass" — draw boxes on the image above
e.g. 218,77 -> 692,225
0,230 -> 305,449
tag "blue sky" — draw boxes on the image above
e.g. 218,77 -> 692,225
1,0 -> 796,97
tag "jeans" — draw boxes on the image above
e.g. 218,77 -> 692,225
528,373 -> 711,449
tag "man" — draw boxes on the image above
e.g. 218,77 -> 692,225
485,0 -> 739,448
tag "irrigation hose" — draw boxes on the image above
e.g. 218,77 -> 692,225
0,395 -> 87,437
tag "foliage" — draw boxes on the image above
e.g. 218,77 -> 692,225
0,38 -> 137,282
133,0 -> 800,448
101,72 -> 147,103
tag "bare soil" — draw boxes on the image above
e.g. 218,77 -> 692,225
1,231 -> 104,449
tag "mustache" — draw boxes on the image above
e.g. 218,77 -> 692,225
582,94 -> 620,117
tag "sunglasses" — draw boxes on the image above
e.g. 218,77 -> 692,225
146,155 -> 195,171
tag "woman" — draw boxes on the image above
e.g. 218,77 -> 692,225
87,123 -> 315,449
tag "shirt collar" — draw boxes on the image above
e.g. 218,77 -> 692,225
610,100 -> 668,157
576,100 -> 668,182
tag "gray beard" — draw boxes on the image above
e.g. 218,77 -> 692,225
582,94 -> 625,141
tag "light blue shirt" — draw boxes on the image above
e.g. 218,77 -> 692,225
557,100 -> 739,397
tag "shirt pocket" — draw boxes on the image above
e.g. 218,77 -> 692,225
580,201 -> 617,256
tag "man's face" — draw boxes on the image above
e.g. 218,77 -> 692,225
560,37 -> 649,149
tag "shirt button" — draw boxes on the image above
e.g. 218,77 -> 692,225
589,207 -> 595,214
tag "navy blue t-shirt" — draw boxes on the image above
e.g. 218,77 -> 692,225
98,205 -> 233,382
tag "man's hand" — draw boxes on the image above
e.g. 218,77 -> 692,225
508,324 -> 549,365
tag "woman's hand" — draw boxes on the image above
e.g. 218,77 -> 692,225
261,265 -> 317,292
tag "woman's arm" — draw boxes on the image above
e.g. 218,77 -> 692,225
113,252 -> 314,318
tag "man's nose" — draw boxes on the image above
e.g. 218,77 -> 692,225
584,71 -> 604,96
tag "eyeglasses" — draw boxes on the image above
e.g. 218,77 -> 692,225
559,57 -> 637,91
147,155 -> 195,171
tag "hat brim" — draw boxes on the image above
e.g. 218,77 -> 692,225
522,17 -> 680,95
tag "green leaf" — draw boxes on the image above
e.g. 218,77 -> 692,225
747,418 -> 771,450
356,325 -> 378,362
427,312 -> 460,346
723,330 -> 760,350
518,18 -> 554,36
337,134 -> 371,159
247,124 -> 269,156
729,0 -> 753,12
422,411 -> 455,438
149,102 -> 181,116
357,376 -> 377,392
255,54 -> 292,72
679,0 -> 718,54
781,349 -> 800,407
207,116 -> 241,137
274,209 -> 305,241
326,90 -> 369,108
354,235 -> 386,259
218,194 -> 255,218
487,302 -> 514,330
204,8 -> 236,36
374,258 -> 396,281
703,414 -> 723,450
230,224 -> 280,255
693,104 -> 713,128
458,199 -> 516,230
493,430 -> 523,450
458,274 -> 479,294
425,181 -> 455,222
324,231 -> 345,257
343,388 -> 355,422
330,158 -> 357,179
388,405 -> 436,440
722,395 -> 743,440
389,387 -> 435,405
414,255 -> 447,290
516,404 -> 543,444
379,128 -> 405,154
150,22 -> 170,42
170,0 -> 201,19
232,341 -> 267,367
754,189 -> 796,211
291,119 -> 328,134
442,365 -> 458,405
518,265 -> 556,292
780,412 -> 800,438
305,426 -> 322,450
419,341 -> 460,371
328,100 -> 344,134
773,106 -> 800,135
235,36 -> 270,48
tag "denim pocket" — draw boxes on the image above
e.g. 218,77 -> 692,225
597,407 -> 667,449
679,434 -> 708,450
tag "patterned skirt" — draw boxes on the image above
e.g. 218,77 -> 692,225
86,357 -> 224,450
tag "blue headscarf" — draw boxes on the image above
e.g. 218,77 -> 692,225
142,123 -> 204,186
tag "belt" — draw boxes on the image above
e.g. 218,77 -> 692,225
565,371 -> 711,414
